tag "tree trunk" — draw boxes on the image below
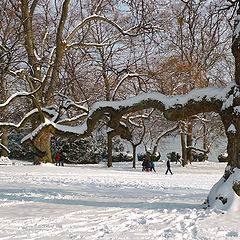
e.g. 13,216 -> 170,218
180,125 -> 187,166
132,144 -> 136,168
1,128 -> 8,157
187,121 -> 193,164
107,132 -> 113,167
204,112 -> 240,209
33,130 -> 52,164
203,120 -> 208,161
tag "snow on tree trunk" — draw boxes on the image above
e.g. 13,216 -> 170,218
204,93 -> 240,210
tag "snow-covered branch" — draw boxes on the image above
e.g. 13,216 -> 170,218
66,15 -> 139,45
0,88 -> 41,110
0,143 -> 10,153
153,124 -> 179,154
0,109 -> 39,130
24,83 -> 231,145
112,73 -> 140,100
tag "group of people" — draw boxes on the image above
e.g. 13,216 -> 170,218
142,158 -> 156,172
55,152 -> 174,174
142,155 -> 174,175
55,153 -> 65,166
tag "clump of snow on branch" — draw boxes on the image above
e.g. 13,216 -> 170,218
234,14 -> 240,40
227,124 -> 237,134
91,82 -> 234,114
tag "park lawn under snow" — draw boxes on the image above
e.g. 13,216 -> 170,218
0,160 -> 240,240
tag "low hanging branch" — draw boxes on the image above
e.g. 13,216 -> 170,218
21,82 -> 232,146
0,81 -> 234,161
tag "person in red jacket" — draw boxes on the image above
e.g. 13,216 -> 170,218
55,154 -> 61,166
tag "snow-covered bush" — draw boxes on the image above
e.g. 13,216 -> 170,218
192,151 -> 205,162
137,152 -> 161,162
218,152 -> 228,162
167,152 -> 181,162
7,133 -> 34,161
51,137 -> 106,164
112,152 -> 133,162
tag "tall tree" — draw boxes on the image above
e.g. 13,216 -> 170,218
0,0 -> 151,164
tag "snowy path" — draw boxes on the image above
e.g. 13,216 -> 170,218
0,161 -> 239,239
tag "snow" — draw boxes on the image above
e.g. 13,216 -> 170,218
90,82 -> 235,115
227,124 -> 236,134
234,14 -> 240,40
1,160 -> 240,239
206,168 -> 240,211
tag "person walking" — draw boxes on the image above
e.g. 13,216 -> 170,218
146,151 -> 151,172
151,161 -> 156,172
165,159 -> 173,175
142,158 -> 148,171
176,152 -> 181,164
59,154 -> 65,166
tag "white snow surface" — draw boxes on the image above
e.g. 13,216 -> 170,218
1,160 -> 240,240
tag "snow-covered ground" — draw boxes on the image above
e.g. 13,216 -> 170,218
0,160 -> 239,240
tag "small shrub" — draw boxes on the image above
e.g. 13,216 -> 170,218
192,151 -> 205,162
112,152 -> 133,162
167,152 -> 181,162
218,152 -> 228,162
137,152 -> 161,162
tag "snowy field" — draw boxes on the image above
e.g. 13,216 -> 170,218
0,160 -> 240,240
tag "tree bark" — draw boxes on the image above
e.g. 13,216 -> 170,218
180,124 -> 187,166
187,121 -> 193,164
107,131 -> 115,167
45,0 -> 70,105
132,144 -> 136,169
32,130 -> 52,164
1,128 -> 8,157
203,119 -> 208,161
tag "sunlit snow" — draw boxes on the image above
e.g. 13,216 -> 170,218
0,159 -> 240,240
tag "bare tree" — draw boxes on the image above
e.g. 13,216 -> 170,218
0,0 -> 152,164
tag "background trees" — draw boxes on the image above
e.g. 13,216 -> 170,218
0,0 -> 233,169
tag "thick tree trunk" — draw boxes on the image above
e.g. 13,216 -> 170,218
204,112 -> 240,210
33,130 -> 52,164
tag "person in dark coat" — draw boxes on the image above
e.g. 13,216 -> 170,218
142,158 -> 148,171
165,159 -> 173,175
150,161 -> 156,172
176,152 -> 181,164
146,151 -> 151,171
59,154 -> 65,166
